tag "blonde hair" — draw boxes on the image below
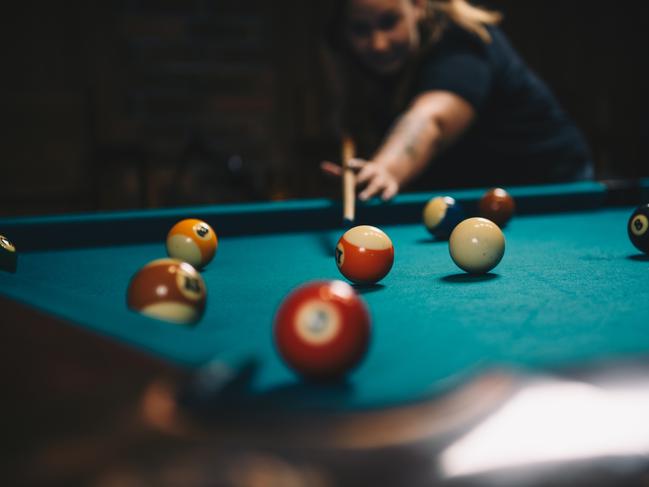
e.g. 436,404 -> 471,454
425,1 -> 502,44
321,0 -> 502,156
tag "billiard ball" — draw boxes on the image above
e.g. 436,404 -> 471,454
273,280 -> 370,380
166,218 -> 218,269
127,258 -> 206,324
479,188 -> 515,228
449,217 -> 505,274
336,225 -> 394,285
0,234 -> 17,273
628,204 -> 649,254
423,196 -> 465,239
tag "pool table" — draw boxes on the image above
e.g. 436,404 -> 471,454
2,180 -> 649,485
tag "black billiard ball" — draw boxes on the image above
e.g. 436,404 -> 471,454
0,235 -> 17,273
628,204 -> 649,254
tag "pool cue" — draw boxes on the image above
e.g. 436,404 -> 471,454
342,136 -> 356,224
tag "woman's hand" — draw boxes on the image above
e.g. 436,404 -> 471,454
321,158 -> 400,201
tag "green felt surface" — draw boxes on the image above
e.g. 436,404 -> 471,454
1,204 -> 648,411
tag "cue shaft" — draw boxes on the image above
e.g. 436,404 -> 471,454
342,136 -> 356,223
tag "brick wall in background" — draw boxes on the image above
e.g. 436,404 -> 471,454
90,0 -> 279,209
2,0 -> 281,216
2,2 -> 93,215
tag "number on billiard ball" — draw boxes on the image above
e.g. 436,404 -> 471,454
335,225 -> 394,285
127,258 -> 206,324
0,234 -> 17,273
166,219 -> 218,269
628,204 -> 649,254
273,280 -> 371,380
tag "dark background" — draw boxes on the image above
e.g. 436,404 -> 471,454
1,1 -> 647,217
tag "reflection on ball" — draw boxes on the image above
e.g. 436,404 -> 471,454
127,258 -> 207,324
273,280 -> 371,380
423,196 -> 465,239
335,225 -> 394,285
166,219 -> 218,269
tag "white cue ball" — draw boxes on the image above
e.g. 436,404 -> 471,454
449,217 -> 505,274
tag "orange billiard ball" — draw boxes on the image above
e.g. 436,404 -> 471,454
274,280 -> 371,380
127,258 -> 206,324
335,225 -> 394,285
479,188 -> 515,228
166,219 -> 218,269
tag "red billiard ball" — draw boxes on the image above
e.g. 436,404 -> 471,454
127,258 -> 207,324
479,188 -> 515,228
273,280 -> 371,380
166,218 -> 218,269
335,225 -> 394,285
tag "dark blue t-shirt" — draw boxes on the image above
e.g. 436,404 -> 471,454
409,24 -> 592,189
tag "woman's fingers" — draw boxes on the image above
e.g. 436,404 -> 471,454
321,158 -> 366,178
359,177 -> 385,201
322,159 -> 399,201
346,158 -> 366,170
381,181 -> 399,201
356,164 -> 376,185
320,161 -> 343,177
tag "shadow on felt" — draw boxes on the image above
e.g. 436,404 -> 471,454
440,273 -> 500,284
627,253 -> 649,262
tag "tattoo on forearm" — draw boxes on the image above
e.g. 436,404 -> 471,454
385,113 -> 431,163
